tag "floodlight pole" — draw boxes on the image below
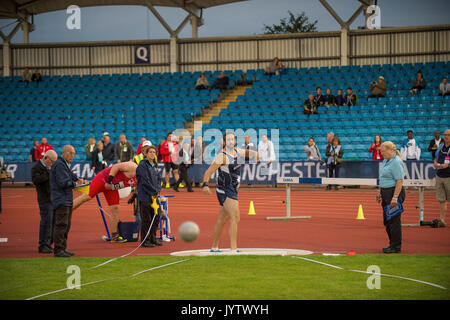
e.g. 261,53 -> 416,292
318,0 -> 368,66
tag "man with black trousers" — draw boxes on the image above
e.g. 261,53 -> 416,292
31,150 -> 58,253
50,145 -> 86,257
136,145 -> 163,247
174,141 -> 194,192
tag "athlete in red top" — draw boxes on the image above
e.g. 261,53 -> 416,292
73,161 -> 138,243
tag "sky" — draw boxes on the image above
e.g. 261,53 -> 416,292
1,0 -> 449,43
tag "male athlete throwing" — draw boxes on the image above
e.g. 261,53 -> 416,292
73,161 -> 138,243
202,132 -> 259,253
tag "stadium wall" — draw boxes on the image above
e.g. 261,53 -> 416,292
8,24 -> 450,76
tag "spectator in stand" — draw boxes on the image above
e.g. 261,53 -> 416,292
324,88 -> 337,107
326,132 -> 334,151
31,68 -> 42,86
336,89 -> 345,107
400,130 -> 421,160
35,137 -> 55,161
210,71 -> 229,91
32,150 -> 58,254
410,70 -> 426,95
265,57 -> 284,75
91,142 -> 107,175
439,77 -> 450,96
160,133 -> 181,189
29,140 -> 39,162
85,137 -> 96,161
135,137 -> 147,156
304,138 -> 321,161
369,76 -> 387,98
428,130 -> 444,161
433,129 -> 450,227
115,134 -> 134,163
325,136 -> 344,190
369,135 -> 384,161
303,94 -> 318,115
195,72 -> 210,91
345,87 -> 358,106
101,132 -> 115,164
276,59 -> 286,75
314,87 -> 325,107
22,67 -> 31,83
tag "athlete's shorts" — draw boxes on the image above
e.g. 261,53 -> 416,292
89,173 -> 120,206
164,162 -> 179,172
216,188 -> 238,206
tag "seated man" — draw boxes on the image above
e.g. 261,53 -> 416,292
265,57 -> 281,75
72,161 -> 139,243
336,89 -> 345,107
369,76 -> 386,98
324,88 -> 337,107
344,87 -> 358,106
439,77 -> 450,96
303,94 -> 318,115
22,67 -> 31,83
210,71 -> 229,91
31,68 -> 42,85
410,70 -> 426,95
314,87 -> 325,107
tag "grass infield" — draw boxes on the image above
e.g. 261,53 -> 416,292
0,255 -> 449,300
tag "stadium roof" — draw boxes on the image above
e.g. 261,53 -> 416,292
0,0 -> 247,20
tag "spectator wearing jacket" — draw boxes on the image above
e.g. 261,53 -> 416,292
101,133 -> 115,164
35,137 -> 55,161
136,137 -> 147,156
369,76 -> 387,98
401,130 -> 421,160
136,145 -> 163,247
160,133 -> 180,189
304,138 -> 321,160
439,77 -> 450,97
428,130 -> 444,161
325,137 -> 344,190
31,150 -> 58,254
85,137 -> 96,161
50,145 -> 86,257
115,134 -> 134,163
91,142 -> 108,175
410,70 -> 426,95
195,72 -> 210,90
336,89 -> 345,107
174,142 -> 194,192
369,135 -> 384,161
314,87 -> 325,107
324,88 -> 337,107
303,94 -> 318,115
345,87 -> 358,106
210,71 -> 229,91
29,140 -> 39,162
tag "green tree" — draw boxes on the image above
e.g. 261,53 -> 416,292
263,11 -> 318,34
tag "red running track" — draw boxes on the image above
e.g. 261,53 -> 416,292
0,187 -> 449,258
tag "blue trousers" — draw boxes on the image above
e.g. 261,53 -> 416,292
38,201 -> 53,249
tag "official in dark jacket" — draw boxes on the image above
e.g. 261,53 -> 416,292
31,150 -> 58,253
91,142 -> 108,174
136,145 -> 162,247
50,145 -> 85,257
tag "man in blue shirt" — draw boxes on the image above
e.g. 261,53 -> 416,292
433,129 -> 450,227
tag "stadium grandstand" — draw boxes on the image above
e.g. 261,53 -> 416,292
0,0 -> 449,166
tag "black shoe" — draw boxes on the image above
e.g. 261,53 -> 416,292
187,189 -> 194,192
383,247 -> 401,254
38,247 -> 53,254
142,241 -> 155,247
54,251 -> 71,258
173,186 -> 179,192
65,250 -> 75,256
151,239 -> 163,246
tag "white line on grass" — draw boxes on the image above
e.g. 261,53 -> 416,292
350,269 -> 447,290
25,259 -> 191,300
292,256 -> 447,290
